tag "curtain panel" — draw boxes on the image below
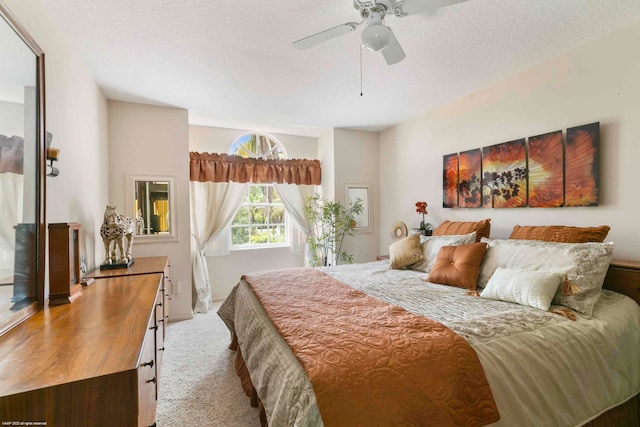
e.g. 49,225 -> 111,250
189,152 -> 321,185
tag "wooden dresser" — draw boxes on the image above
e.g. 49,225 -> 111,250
0,256 -> 171,427
90,256 -> 172,339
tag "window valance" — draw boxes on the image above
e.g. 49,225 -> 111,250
189,152 -> 321,185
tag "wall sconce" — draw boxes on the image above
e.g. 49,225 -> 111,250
46,147 -> 60,177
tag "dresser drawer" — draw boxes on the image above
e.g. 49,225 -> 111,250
138,326 -> 157,426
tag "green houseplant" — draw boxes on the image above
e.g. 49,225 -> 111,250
303,194 -> 364,266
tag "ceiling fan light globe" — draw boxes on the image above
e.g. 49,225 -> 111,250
361,23 -> 391,52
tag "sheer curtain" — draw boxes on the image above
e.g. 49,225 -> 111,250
189,151 -> 321,312
190,181 -> 248,313
274,183 -> 317,266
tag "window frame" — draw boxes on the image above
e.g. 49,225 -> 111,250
230,183 -> 290,250
228,132 -> 290,250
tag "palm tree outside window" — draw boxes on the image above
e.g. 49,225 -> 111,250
229,133 -> 289,248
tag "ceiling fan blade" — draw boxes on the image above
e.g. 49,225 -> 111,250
395,0 -> 469,17
381,28 -> 406,65
293,22 -> 360,50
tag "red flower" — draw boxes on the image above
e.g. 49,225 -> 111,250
415,201 -> 428,215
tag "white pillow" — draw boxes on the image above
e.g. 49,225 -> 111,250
409,232 -> 477,273
480,267 -> 564,310
478,238 -> 614,318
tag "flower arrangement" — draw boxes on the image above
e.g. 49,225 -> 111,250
415,201 -> 432,232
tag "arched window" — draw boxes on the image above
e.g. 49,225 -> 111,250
229,133 -> 288,248
229,133 -> 288,160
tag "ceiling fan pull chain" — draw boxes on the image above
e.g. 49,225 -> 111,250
360,45 -> 364,96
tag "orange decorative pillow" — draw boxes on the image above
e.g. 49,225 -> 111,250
509,225 -> 610,243
433,219 -> 491,242
426,242 -> 488,290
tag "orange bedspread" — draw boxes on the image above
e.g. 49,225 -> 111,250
242,267 -> 500,427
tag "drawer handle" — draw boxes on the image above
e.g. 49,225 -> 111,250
158,318 -> 164,323
149,325 -> 158,331
156,302 -> 163,307
141,359 -> 154,368
146,376 -> 157,384
159,347 -> 165,352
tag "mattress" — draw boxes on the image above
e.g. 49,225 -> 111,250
218,261 -> 640,427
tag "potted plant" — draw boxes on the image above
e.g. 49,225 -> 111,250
415,201 -> 433,236
303,194 -> 364,266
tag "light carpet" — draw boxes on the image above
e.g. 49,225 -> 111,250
156,301 -> 261,427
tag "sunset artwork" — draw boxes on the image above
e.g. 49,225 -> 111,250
528,130 -> 564,207
565,122 -> 599,206
458,148 -> 482,208
442,153 -> 459,208
481,139 -> 528,208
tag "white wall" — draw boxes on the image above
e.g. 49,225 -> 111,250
0,101 -> 23,136
5,0 -> 109,288
189,125 -> 317,300
317,131 -> 335,199
108,101 -> 192,320
379,20 -> 640,260
333,128 -> 380,264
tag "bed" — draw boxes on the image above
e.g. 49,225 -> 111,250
218,234 -> 640,427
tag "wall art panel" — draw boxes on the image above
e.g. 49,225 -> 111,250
442,153 -> 459,208
458,148 -> 482,208
481,139 -> 528,208
565,122 -> 599,206
528,130 -> 564,207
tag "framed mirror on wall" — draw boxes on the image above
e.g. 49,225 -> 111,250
345,183 -> 372,233
125,174 -> 178,243
0,1 -> 46,335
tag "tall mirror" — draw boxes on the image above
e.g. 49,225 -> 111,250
0,2 -> 46,335
126,174 -> 178,243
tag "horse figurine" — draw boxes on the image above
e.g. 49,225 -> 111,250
100,205 -> 135,265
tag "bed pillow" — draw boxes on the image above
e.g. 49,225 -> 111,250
478,238 -> 614,318
409,232 -> 477,273
509,225 -> 610,243
480,267 -> 564,310
426,242 -> 487,290
432,219 -> 491,242
389,233 -> 423,269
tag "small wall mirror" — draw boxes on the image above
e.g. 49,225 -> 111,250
125,175 -> 178,243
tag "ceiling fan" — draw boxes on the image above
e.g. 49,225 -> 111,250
293,0 -> 469,65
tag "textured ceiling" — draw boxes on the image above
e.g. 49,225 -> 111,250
41,0 -> 640,137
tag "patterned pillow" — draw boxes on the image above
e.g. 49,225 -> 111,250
409,232 -> 477,273
389,234 -> 423,269
478,238 -> 615,318
509,225 -> 610,243
433,219 -> 491,242
426,242 -> 488,290
480,267 -> 564,311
